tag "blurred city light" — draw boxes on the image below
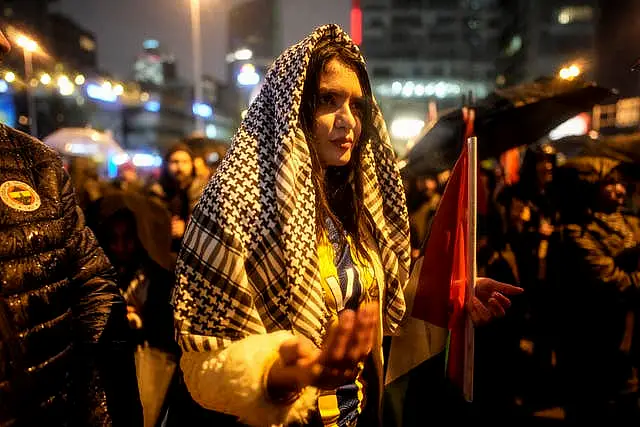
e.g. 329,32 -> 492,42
377,80 -> 465,99
57,76 -> 75,96
113,84 -> 124,95
143,39 -> 160,50
74,74 -> 86,85
140,92 -> 150,102
192,102 -> 213,118
144,100 -> 161,112
390,118 -> 425,140
559,64 -> 581,80
4,72 -> 16,83
206,124 -> 217,138
86,83 -> 118,102
111,153 -> 130,166
234,48 -> 253,61
130,153 -> 162,168
40,73 -> 52,85
237,63 -> 260,86
15,35 -> 38,52
391,81 -> 402,95
0,81 -> 8,93
549,114 -> 589,140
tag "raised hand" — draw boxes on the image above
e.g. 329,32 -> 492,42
267,303 -> 378,398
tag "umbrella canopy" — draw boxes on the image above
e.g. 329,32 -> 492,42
403,79 -> 616,177
43,128 -> 126,160
550,133 -> 640,164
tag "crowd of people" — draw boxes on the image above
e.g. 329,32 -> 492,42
406,144 -> 640,423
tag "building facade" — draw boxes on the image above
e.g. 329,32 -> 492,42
361,0 -> 506,153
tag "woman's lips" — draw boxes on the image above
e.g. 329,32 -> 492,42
331,138 -> 353,149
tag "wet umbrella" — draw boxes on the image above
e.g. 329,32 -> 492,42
550,133 -> 640,164
403,79 -> 616,177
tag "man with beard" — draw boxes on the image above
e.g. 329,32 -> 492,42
149,144 -> 207,254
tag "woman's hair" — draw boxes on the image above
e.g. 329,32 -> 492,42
299,38 -> 375,259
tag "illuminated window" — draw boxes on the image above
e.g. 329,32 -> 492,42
79,36 -> 96,52
557,6 -> 593,25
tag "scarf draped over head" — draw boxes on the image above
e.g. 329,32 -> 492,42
172,24 -> 410,352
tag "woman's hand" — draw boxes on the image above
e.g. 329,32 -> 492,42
267,303 -> 378,398
468,278 -> 523,325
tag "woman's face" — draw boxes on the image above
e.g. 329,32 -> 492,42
312,59 -> 364,168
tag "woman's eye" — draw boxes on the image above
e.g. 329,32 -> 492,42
320,94 -> 335,106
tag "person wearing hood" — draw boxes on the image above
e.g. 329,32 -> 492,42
148,143 -> 207,253
95,190 -> 177,354
171,25 -> 520,427
550,157 -> 640,423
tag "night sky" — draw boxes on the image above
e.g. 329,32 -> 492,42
52,0 -> 350,83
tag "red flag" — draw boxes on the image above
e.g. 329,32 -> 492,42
410,109 -> 476,396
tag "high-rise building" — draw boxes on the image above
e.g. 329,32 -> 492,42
361,0 -> 506,153
596,0 -> 640,97
360,0 -> 598,153
226,0 -> 280,118
48,13 -> 98,72
133,39 -> 178,86
512,0 -> 597,83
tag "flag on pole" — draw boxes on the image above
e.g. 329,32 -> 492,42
384,110 -> 477,425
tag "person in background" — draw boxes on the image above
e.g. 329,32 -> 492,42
109,161 -> 144,194
0,29 -> 142,426
550,158 -> 640,424
148,143 -> 207,254
95,191 -> 177,354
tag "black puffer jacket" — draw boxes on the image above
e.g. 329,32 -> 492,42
0,125 -> 142,426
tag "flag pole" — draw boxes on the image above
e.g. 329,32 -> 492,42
463,133 -> 478,402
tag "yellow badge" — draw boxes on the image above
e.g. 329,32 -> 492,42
0,181 -> 41,212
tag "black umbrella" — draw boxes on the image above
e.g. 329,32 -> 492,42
549,133 -> 640,181
549,133 -> 640,163
403,79 -> 616,177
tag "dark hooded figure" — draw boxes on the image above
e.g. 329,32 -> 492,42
549,157 -> 640,424
95,190 -> 177,354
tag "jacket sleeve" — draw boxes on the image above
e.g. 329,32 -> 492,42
565,224 -> 640,295
62,169 -> 143,426
172,212 -> 318,426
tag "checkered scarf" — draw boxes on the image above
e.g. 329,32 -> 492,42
172,24 -> 410,352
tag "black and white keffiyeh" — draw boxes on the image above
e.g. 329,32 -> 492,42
172,24 -> 410,352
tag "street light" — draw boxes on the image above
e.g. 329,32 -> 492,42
15,34 -> 39,136
559,64 -> 581,80
190,0 -> 205,134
